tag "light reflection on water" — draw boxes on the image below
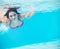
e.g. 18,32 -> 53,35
8,40 -> 60,49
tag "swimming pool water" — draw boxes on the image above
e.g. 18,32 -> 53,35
0,0 -> 60,49
0,9 -> 60,49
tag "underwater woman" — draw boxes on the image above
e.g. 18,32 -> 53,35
0,6 -> 35,29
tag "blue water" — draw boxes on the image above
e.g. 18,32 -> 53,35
0,9 -> 60,49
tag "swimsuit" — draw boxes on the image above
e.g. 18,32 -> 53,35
7,16 -> 23,29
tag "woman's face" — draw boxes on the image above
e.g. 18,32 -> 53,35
8,11 -> 23,28
9,11 -> 18,20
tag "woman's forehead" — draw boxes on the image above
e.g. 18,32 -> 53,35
9,12 -> 16,15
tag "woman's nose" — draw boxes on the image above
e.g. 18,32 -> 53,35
12,16 -> 15,19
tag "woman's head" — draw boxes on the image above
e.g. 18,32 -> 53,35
4,7 -> 23,28
5,8 -> 20,20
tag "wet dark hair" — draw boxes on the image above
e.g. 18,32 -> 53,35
4,8 -> 20,19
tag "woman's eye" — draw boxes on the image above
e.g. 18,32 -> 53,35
14,14 -> 16,16
10,15 -> 12,17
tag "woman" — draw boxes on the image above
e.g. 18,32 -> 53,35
0,6 -> 35,28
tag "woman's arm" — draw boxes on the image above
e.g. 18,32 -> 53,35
0,16 -> 8,23
20,6 -> 35,18
20,10 -> 35,18
0,14 -> 8,23
0,8 -> 8,23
